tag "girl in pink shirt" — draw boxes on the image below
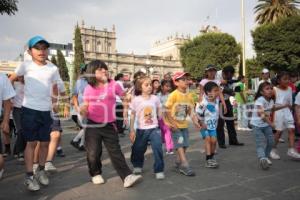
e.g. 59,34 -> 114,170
81,60 -> 142,188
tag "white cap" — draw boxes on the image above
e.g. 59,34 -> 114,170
262,68 -> 269,74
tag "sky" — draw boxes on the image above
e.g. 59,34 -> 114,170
0,0 -> 259,60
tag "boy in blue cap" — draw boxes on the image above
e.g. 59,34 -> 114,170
10,36 -> 61,191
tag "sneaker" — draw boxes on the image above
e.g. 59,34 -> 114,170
35,169 -> 49,186
287,148 -> 300,159
166,151 -> 174,155
155,172 -> 165,180
17,153 -> 24,162
24,176 -> 40,191
179,165 -> 196,176
133,167 -> 142,175
56,149 -> 65,157
78,145 -> 86,151
0,169 -> 4,180
123,174 -> 142,188
266,158 -> 272,165
270,149 -> 280,160
279,137 -> 285,143
45,161 -> 57,173
260,158 -> 270,170
33,163 -> 39,174
211,158 -> 219,167
205,159 -> 217,168
91,175 -> 105,185
70,140 -> 79,149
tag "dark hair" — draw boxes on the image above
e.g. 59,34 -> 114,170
152,79 -> 160,86
223,65 -> 235,74
114,73 -> 124,81
134,76 -> 151,96
255,81 -> 272,100
203,81 -> 219,95
158,79 -> 172,93
85,60 -> 109,87
276,71 -> 289,85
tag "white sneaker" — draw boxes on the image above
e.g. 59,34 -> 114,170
0,169 -> 4,180
155,172 -> 165,180
24,176 -> 40,191
35,169 -> 49,186
33,163 -> 39,175
91,175 -> 105,185
133,167 -> 142,174
45,162 -> 57,173
123,174 -> 142,188
287,148 -> 300,159
266,158 -> 272,165
270,149 -> 281,160
279,138 -> 285,143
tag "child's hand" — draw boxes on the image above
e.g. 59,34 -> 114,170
223,104 -> 228,115
80,104 -> 88,117
129,131 -> 136,143
53,104 -> 59,113
270,123 -> 275,129
201,124 -> 207,130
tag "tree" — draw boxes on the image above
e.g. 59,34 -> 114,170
254,0 -> 300,25
246,58 -> 263,79
180,32 -> 240,78
51,55 -> 57,66
57,50 -> 69,81
73,25 -> 85,82
0,0 -> 18,16
252,15 -> 300,72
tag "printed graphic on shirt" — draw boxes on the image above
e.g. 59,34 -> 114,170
143,106 -> 154,125
174,104 -> 189,121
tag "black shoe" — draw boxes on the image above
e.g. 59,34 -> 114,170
219,144 -> 227,149
78,145 -> 86,151
56,149 -> 66,157
70,140 -> 79,149
229,142 -> 244,146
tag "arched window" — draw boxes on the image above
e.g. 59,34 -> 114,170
85,40 -> 90,51
108,42 -> 111,53
97,41 -> 101,52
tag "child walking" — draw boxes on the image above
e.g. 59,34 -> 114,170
250,82 -> 290,170
81,60 -> 142,187
129,76 -> 165,180
157,80 -> 174,155
196,82 -> 220,168
165,72 -> 201,176
270,72 -> 300,160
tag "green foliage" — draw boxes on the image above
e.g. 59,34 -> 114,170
254,0 -> 300,25
246,58 -> 263,79
73,25 -> 85,82
57,49 -> 69,81
252,15 -> 300,72
0,0 -> 18,16
51,55 -> 57,66
180,32 -> 240,78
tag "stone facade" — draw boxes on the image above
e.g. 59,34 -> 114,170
80,22 -> 185,80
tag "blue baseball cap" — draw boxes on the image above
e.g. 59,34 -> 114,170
28,36 -> 49,48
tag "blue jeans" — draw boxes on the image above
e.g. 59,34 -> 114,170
253,125 -> 274,159
131,128 -> 164,173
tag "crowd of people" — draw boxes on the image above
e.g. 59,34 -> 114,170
0,36 -> 300,192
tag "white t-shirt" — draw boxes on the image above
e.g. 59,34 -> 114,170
0,73 -> 16,116
295,92 -> 300,105
250,96 -> 274,127
12,81 -> 24,108
274,87 -> 293,115
130,95 -> 161,130
196,98 -> 219,130
15,61 -> 60,111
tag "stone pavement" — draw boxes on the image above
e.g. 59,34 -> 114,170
0,120 -> 300,200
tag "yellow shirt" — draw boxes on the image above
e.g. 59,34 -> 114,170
164,89 -> 195,129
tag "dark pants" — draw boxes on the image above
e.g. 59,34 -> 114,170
85,120 -> 131,180
12,107 -> 26,155
131,128 -> 164,173
115,103 -> 124,134
217,99 -> 239,145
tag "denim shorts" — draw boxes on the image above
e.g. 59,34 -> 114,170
51,113 -> 62,132
172,128 -> 189,149
21,107 -> 53,142
200,129 -> 217,139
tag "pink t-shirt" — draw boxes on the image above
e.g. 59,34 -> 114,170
83,80 -> 124,123
130,95 -> 161,129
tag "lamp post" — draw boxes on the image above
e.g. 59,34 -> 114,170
241,0 -> 246,76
